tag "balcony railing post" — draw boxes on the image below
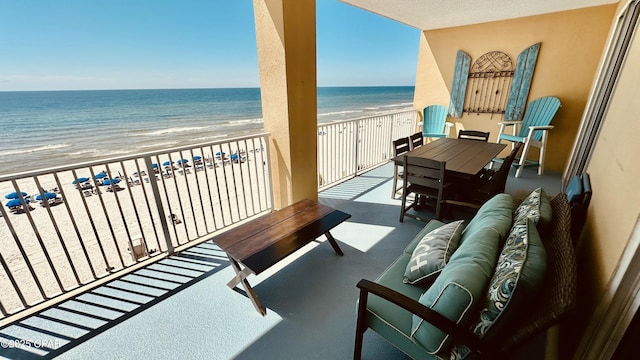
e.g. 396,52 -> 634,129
144,156 -> 174,254
388,114 -> 395,160
353,119 -> 360,177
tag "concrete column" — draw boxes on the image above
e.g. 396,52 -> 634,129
253,0 -> 318,209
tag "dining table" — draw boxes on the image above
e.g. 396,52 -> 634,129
392,137 -> 507,178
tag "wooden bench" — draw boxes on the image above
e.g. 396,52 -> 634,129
212,199 -> 351,315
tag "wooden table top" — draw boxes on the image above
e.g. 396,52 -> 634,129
212,199 -> 350,274
392,138 -> 506,177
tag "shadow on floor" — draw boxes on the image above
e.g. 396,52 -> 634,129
0,242 -> 229,359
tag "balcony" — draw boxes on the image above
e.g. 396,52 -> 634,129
0,158 -> 561,359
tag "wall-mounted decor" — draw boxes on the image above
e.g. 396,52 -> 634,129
448,42 -> 541,120
464,50 -> 513,116
448,50 -> 471,118
505,43 -> 541,120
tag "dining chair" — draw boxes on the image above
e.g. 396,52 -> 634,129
458,130 -> 490,142
495,96 -> 561,177
409,132 -> 423,150
449,143 -> 523,210
399,155 -> 451,222
391,137 -> 411,198
421,105 -> 453,140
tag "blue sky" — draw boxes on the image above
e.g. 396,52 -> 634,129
0,1 -> 420,91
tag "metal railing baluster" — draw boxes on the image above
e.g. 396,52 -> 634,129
144,156 -> 173,255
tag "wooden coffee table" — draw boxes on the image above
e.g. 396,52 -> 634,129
212,199 -> 351,315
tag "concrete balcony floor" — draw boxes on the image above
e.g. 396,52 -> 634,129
0,163 -> 561,360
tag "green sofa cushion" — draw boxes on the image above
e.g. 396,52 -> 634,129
410,225 -> 501,354
366,253 -> 434,360
462,193 -> 513,245
449,218 -> 547,359
404,220 -> 465,285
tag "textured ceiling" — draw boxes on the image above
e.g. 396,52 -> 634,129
339,0 -> 619,30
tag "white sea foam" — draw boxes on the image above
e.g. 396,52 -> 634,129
318,109 -> 364,117
381,103 -> 413,108
67,148 -> 129,157
0,143 -> 70,156
221,118 -> 263,126
192,134 -> 229,142
138,141 -> 179,149
143,126 -> 207,136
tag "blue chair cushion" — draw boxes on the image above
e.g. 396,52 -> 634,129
564,175 -> 583,205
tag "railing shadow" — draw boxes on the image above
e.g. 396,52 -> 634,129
0,241 -> 229,359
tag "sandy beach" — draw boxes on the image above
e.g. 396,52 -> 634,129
0,136 -> 271,316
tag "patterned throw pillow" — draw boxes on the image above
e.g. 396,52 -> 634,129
449,218 -> 547,359
403,220 -> 465,285
513,187 -> 552,231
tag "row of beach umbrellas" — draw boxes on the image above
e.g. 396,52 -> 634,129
4,191 -> 58,208
146,153 -> 243,170
72,177 -> 120,185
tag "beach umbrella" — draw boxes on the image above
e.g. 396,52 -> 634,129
215,151 -> 225,158
152,163 -> 159,169
72,177 -> 90,185
177,159 -> 189,165
231,153 -> 239,161
163,161 -> 172,167
102,178 -> 120,185
193,155 -> 202,161
95,173 -> 108,180
6,198 -> 29,207
5,191 -> 27,199
35,192 -> 57,201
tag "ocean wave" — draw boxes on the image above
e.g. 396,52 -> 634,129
381,103 -> 413,108
142,126 -> 207,136
221,118 -> 264,126
138,141 -> 179,149
67,148 -> 130,157
318,109 -> 364,117
192,134 -> 229,142
0,143 -> 71,156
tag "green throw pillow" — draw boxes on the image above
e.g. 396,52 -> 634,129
403,220 -> 465,285
449,218 -> 547,359
513,187 -> 552,232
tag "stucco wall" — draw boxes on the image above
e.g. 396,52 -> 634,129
569,2 -> 640,354
413,5 -> 617,172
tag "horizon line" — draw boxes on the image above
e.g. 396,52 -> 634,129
0,85 -> 416,93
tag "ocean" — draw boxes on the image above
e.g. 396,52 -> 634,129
0,86 -> 414,174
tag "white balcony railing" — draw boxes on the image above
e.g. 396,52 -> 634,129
317,109 -> 418,189
0,109 -> 418,324
0,133 -> 272,324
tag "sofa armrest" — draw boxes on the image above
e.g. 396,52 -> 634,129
356,279 -> 499,359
